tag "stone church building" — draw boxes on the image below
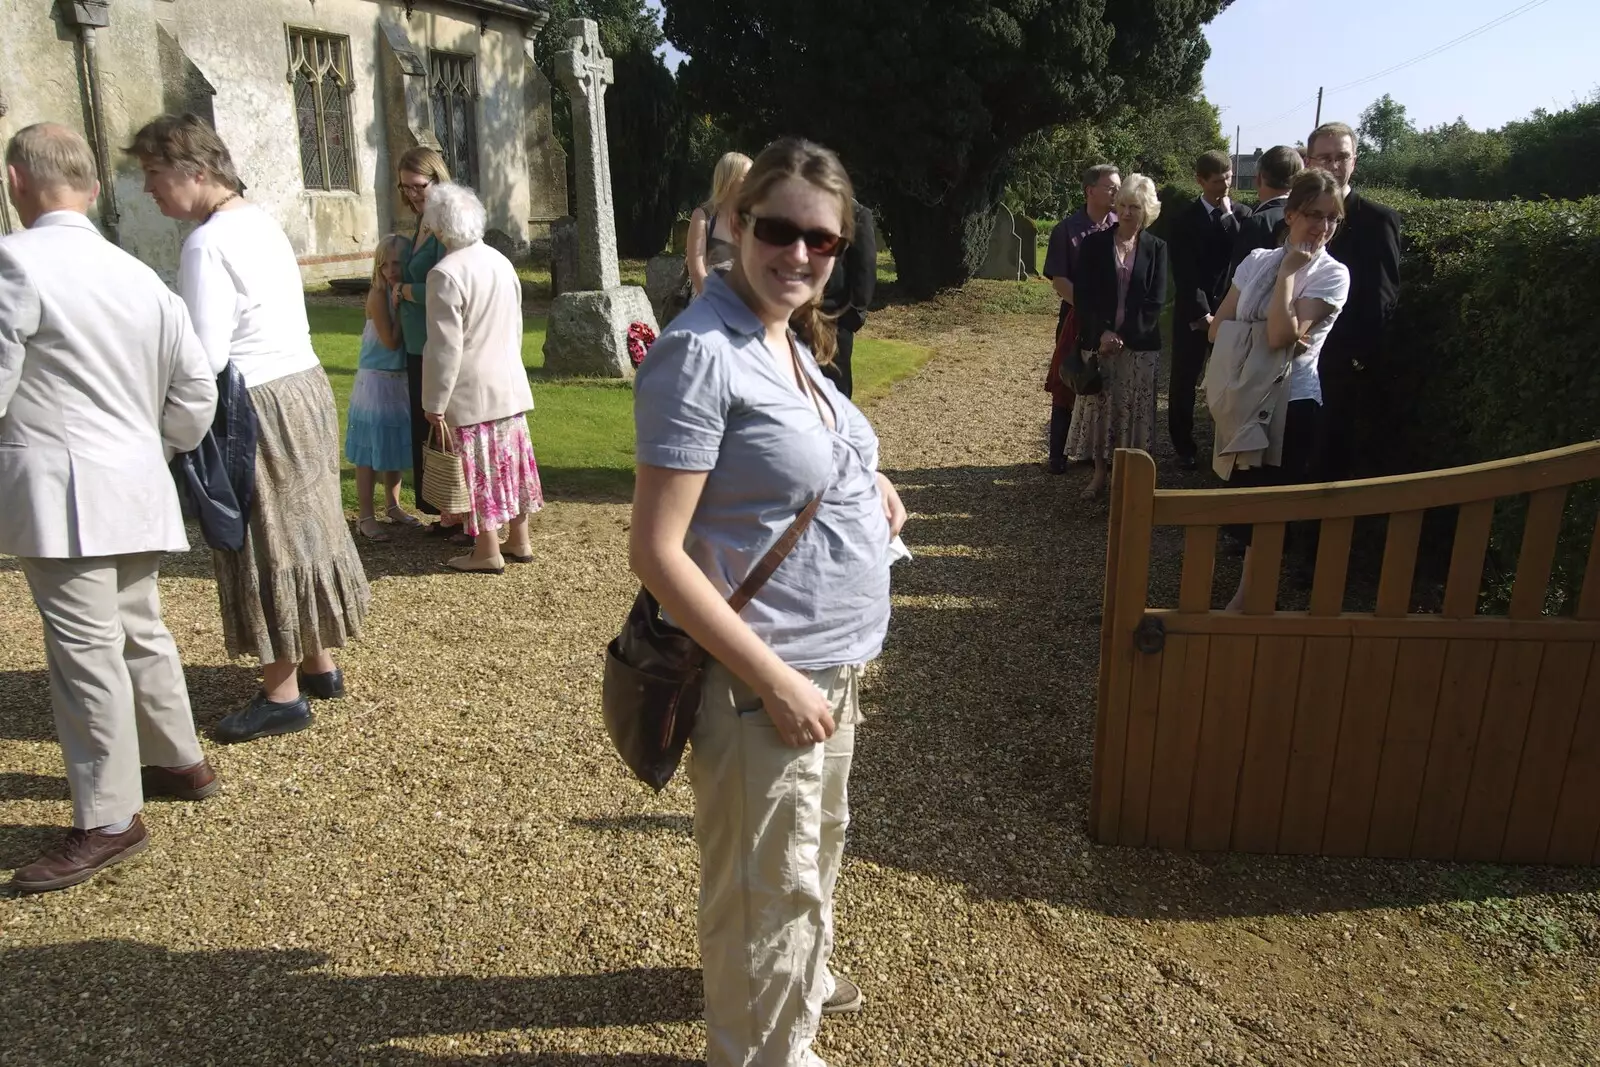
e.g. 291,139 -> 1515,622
0,0 -> 569,283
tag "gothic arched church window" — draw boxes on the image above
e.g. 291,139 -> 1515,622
286,29 -> 355,192
428,50 -> 479,190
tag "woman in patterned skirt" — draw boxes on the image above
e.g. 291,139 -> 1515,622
129,113 -> 370,742
420,183 -> 542,574
1065,173 -> 1169,498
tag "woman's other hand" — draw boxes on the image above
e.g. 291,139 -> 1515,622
877,473 -> 906,538
424,411 -> 444,426
760,666 -> 836,747
1099,330 -> 1124,355
1280,242 -> 1316,276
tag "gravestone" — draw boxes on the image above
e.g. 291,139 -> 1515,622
543,19 -> 658,378
645,253 -> 687,326
1014,214 -> 1038,276
977,204 -> 1027,281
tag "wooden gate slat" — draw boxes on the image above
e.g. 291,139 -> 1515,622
1365,639 -> 1449,858
1322,638 -> 1401,855
1232,635 -> 1306,853
1547,645 -> 1600,864
1188,636 -> 1258,850
1501,641 -> 1593,863
1179,526 -> 1218,613
1118,642 -> 1166,847
1510,487 -> 1568,619
1409,640 -> 1498,859
1443,500 -> 1495,618
1244,523 -> 1286,615
1147,635 -> 1210,849
1091,450 -> 1156,843
1454,640 -> 1546,862
1310,517 -> 1353,617
1578,510 -> 1600,620
1278,636 -> 1353,853
1377,511 -> 1425,617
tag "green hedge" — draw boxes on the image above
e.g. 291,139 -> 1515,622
1371,190 -> 1600,611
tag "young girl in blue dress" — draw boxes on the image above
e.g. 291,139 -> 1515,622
345,235 -> 420,540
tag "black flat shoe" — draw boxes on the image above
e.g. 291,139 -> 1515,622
424,521 -> 463,539
214,692 -> 314,744
298,667 -> 345,700
1176,453 -> 1199,471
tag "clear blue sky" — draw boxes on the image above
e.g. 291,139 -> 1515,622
1205,0 -> 1599,155
646,0 -> 1597,153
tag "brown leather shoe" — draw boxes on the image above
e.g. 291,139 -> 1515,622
8,817 -> 150,894
142,759 -> 220,801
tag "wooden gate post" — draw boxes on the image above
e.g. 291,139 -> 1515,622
1090,449 -> 1157,843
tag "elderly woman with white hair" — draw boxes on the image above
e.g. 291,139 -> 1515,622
1066,172 -> 1169,498
421,182 -> 542,573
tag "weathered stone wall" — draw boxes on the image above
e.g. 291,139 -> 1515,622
0,0 -> 556,285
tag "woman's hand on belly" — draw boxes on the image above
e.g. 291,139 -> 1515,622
759,665 -> 836,747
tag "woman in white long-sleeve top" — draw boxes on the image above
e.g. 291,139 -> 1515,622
128,113 -> 370,744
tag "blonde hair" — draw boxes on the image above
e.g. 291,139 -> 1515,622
735,139 -> 855,364
702,151 -> 752,215
1116,174 -> 1161,228
370,234 -> 405,287
125,113 -> 244,193
6,123 -> 97,193
397,145 -> 451,185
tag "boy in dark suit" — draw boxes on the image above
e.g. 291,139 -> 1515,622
1307,122 -> 1402,480
1168,150 -> 1251,469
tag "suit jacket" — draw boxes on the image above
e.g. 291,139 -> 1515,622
821,200 -> 876,334
1077,228 -> 1168,354
0,211 -> 216,558
1230,195 -> 1289,278
1171,197 -> 1251,323
423,239 -> 534,426
1322,189 -> 1401,372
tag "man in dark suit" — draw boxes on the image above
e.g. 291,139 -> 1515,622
818,199 -> 877,399
1168,150 -> 1251,469
1308,121 -> 1402,481
1230,145 -> 1303,277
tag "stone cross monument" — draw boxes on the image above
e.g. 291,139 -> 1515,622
544,18 -> 658,378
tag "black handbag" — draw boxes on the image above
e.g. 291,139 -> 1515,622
1059,347 -> 1104,395
601,495 -> 823,791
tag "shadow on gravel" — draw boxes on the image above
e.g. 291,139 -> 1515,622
851,460 -> 1600,922
0,940 -> 700,1066
572,814 -> 694,838
0,824 -> 64,868
0,664 -> 261,742
0,773 -> 68,801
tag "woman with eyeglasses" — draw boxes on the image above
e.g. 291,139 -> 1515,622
1208,167 -> 1351,610
393,147 -> 456,536
631,137 -> 906,1067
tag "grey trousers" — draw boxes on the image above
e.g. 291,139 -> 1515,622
19,553 -> 204,829
692,660 -> 861,1067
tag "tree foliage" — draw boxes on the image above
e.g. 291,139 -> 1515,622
1354,92 -> 1600,202
1005,94 -> 1227,221
1358,93 -> 1414,153
665,0 -> 1230,295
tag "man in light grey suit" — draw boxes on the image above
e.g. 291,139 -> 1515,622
0,124 -> 220,894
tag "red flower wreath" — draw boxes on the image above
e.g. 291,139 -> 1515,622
627,321 -> 657,368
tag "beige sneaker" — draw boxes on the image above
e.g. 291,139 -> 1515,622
823,974 -> 863,1014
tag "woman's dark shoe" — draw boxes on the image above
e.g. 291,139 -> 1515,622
214,692 -> 314,744
424,521 -> 463,539
298,667 -> 345,700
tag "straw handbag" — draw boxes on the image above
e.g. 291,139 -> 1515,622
421,419 -> 472,514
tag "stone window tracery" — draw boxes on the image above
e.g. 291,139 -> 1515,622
429,50 -> 478,189
286,29 -> 355,192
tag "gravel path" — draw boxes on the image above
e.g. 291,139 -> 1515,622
3,283 -> 1598,1065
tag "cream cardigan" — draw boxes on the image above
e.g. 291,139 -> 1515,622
422,241 -> 533,427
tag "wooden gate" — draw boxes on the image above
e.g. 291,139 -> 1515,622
1091,442 -> 1600,864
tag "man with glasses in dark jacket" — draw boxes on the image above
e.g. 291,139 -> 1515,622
817,199 -> 877,399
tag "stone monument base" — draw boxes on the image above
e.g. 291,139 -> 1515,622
543,285 -> 659,379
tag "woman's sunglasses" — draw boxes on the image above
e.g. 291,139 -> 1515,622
746,214 -> 850,257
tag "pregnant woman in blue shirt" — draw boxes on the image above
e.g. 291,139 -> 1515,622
631,138 -> 906,1067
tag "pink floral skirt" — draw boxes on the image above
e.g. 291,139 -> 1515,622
450,413 -> 544,536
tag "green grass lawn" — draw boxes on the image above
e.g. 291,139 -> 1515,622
311,306 -> 930,512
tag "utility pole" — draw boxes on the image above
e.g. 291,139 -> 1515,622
1314,86 -> 1324,129
1233,125 -> 1241,189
